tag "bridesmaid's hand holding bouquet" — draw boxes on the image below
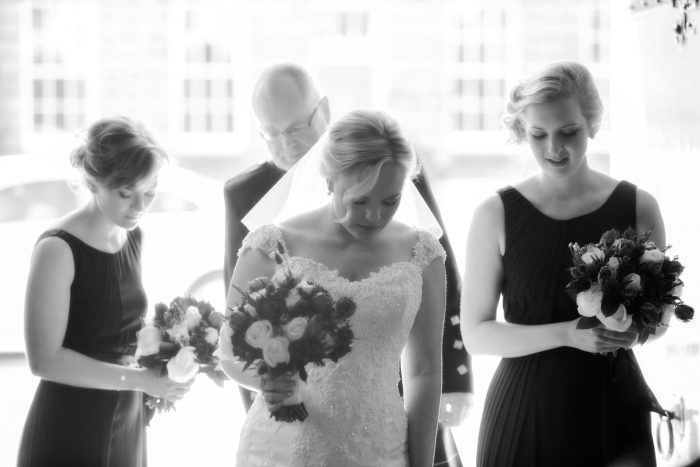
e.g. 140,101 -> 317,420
566,227 -> 694,345
135,296 -> 227,414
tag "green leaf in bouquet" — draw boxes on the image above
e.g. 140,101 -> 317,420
298,365 -> 308,383
157,341 -> 179,356
600,228 -> 620,246
600,297 -> 621,317
664,259 -> 685,276
623,226 -> 638,240
136,354 -> 159,370
576,316 -> 601,329
566,280 -> 590,297
154,302 -> 168,321
638,326 -> 655,345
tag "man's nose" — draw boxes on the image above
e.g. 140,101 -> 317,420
280,132 -> 296,149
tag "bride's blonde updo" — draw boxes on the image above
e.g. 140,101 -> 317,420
70,116 -> 170,190
501,61 -> 604,144
320,110 -> 419,221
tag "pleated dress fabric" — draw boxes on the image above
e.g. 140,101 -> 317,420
477,181 -> 658,467
18,228 -> 150,467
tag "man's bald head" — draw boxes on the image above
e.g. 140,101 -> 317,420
252,63 -> 324,112
252,63 -> 330,171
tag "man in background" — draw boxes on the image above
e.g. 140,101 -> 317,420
224,62 -> 472,466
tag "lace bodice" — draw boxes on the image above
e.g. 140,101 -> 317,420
234,224 -> 445,467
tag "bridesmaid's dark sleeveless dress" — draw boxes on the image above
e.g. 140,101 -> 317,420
477,181 -> 660,467
18,228 -> 150,467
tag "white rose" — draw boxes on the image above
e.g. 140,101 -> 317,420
298,280 -> 315,295
285,289 -> 302,309
258,289 -> 267,297
244,303 -> 258,318
262,336 -> 290,368
661,305 -> 675,326
184,306 -> 202,330
607,257 -> 620,270
639,249 -> 665,264
282,317 -> 308,341
204,327 -> 219,345
249,292 -> 262,301
135,325 -> 161,359
167,322 -> 190,344
596,304 -> 633,332
244,320 -> 273,349
167,346 -> 199,383
213,321 -> 234,361
581,247 -> 605,265
576,285 -> 603,317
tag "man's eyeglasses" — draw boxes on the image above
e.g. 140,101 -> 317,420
259,97 -> 326,142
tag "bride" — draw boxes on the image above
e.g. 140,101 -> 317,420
218,109 -> 446,466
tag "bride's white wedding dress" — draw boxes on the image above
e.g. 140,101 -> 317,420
231,224 -> 445,467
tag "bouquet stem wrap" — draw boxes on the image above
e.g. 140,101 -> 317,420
274,371 -> 308,423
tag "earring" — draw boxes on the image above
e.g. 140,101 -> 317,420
327,190 -> 331,196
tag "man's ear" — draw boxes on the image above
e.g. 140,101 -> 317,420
320,96 -> 331,124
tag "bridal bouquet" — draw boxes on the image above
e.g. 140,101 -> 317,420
566,227 -> 694,344
222,241 -> 356,423
135,295 -> 227,413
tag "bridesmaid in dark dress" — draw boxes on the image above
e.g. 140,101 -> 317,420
460,62 -> 668,467
18,116 -> 194,467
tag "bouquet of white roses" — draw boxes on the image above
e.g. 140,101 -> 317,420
135,295 -> 226,414
220,241 -> 356,423
567,227 -> 694,344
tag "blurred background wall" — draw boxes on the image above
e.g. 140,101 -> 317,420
0,0 -> 611,178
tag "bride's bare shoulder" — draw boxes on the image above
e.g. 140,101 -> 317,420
278,209 -> 323,233
277,208 -> 326,253
382,219 -> 422,249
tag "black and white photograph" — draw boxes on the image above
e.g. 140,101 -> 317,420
0,1 -> 698,466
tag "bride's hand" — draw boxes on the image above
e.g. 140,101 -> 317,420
259,373 -> 296,413
564,318 -> 636,354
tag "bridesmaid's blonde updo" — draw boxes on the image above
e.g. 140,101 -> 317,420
320,110 -> 419,222
501,61 -> 604,144
70,116 -> 169,190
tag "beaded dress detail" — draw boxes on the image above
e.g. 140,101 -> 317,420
232,224 -> 445,467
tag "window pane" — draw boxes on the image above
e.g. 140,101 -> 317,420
33,80 -> 42,99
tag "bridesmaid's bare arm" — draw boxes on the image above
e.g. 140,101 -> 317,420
460,194 -> 622,357
24,237 -> 192,399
